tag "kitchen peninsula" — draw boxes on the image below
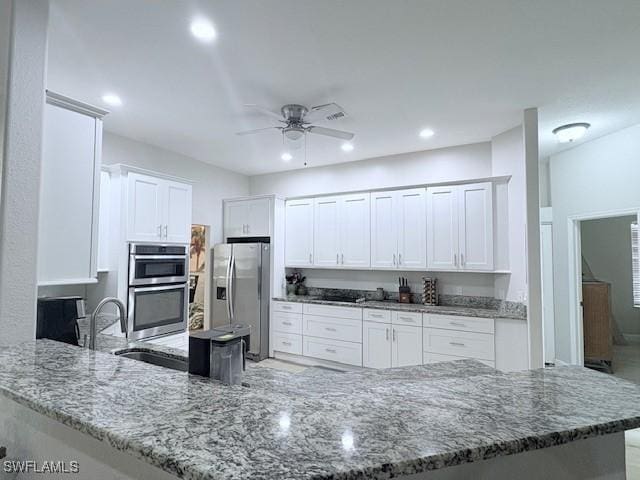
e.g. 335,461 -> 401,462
1,339 -> 639,480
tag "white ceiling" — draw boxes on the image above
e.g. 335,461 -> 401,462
47,0 -> 640,175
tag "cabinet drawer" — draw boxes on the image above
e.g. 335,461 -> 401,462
423,352 -> 495,369
423,314 -> 494,334
303,303 -> 362,320
423,327 -> 495,361
303,315 -> 362,343
273,333 -> 302,355
363,308 -> 391,323
392,311 -> 423,327
303,336 -> 362,366
273,302 -> 303,314
272,311 -> 302,334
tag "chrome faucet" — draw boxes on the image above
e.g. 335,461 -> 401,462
89,297 -> 127,350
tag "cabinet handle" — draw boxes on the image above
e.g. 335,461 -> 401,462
325,327 -> 337,332
450,321 -> 466,327
341,253 -> 344,264
309,253 -> 313,264
393,254 -> 396,266
282,341 -> 292,346
282,321 -> 292,326
399,316 -> 414,322
158,225 -> 162,238
393,328 -> 396,342
386,328 -> 389,341
371,313 -> 383,318
461,253 -> 465,266
337,254 -> 339,265
449,341 -> 466,347
282,305 -> 291,310
325,348 -> 337,354
163,225 -> 168,238
454,254 -> 458,267
398,253 -> 402,265
247,224 -> 250,234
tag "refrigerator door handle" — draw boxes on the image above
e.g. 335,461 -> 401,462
225,254 -> 232,321
229,254 -> 236,321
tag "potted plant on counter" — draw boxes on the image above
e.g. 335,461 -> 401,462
285,271 -> 307,296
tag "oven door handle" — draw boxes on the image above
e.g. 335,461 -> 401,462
229,254 -> 236,322
131,284 -> 186,293
131,255 -> 188,261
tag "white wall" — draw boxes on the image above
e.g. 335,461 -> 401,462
550,123 -> 640,363
581,215 -> 639,336
250,142 -> 492,197
0,0 -> 49,345
102,132 -> 250,245
490,126 -> 528,303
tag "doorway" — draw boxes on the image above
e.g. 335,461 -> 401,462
569,212 -> 640,381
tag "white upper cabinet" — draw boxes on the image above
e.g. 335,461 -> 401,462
427,182 -> 493,271
313,193 -> 370,268
224,197 -> 271,239
127,172 -> 192,244
371,188 -> 426,269
363,321 -> 392,368
97,170 -> 111,272
285,199 -> 314,267
458,183 -> 493,270
164,180 -> 193,244
37,92 -> 107,286
340,193 -> 371,267
127,173 -> 163,242
313,196 -> 340,267
370,191 -> 397,269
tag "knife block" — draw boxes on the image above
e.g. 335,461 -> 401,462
399,285 -> 411,304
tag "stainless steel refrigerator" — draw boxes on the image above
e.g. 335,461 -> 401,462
212,243 -> 270,361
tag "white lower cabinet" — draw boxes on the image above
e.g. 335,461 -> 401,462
273,332 -> 302,355
363,321 -> 392,368
363,320 -> 422,368
303,336 -> 362,366
422,314 -> 496,367
392,324 -> 423,367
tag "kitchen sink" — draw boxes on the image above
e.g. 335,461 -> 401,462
114,349 -> 188,372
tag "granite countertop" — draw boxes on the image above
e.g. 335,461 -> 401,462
2,339 -> 640,480
273,295 -> 525,320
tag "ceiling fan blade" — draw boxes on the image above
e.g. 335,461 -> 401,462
243,104 -> 283,121
235,126 -> 281,136
305,103 -> 347,123
307,125 -> 354,140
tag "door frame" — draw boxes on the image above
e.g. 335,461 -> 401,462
567,207 -> 640,365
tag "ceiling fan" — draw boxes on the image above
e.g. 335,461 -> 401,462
236,103 -> 354,142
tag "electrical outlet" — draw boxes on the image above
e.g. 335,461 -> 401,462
455,286 -> 463,295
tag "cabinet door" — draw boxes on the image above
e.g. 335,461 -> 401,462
339,193 -> 371,268
285,199 -> 314,266
370,191 -> 397,269
313,197 -> 340,267
127,172 -> 163,242
397,188 -> 426,269
392,324 -> 423,367
224,201 -> 249,239
426,186 -> 459,270
97,170 -> 111,271
363,321 -> 392,368
458,182 -> 493,271
164,180 -> 192,244
38,103 -> 99,284
247,198 -> 271,236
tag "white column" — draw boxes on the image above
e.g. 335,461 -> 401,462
0,0 -> 49,345
523,107 -> 544,369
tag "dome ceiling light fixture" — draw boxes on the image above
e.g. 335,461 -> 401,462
552,122 -> 590,143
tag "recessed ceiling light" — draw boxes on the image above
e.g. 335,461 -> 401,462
419,128 -> 435,138
190,19 -> 217,42
101,93 -> 122,107
552,122 -> 590,143
281,152 -> 292,162
341,142 -> 354,152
